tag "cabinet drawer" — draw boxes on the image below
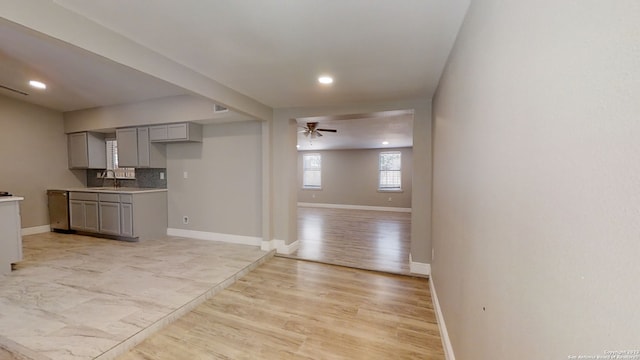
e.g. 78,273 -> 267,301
120,194 -> 133,203
69,192 -> 98,201
99,193 -> 120,202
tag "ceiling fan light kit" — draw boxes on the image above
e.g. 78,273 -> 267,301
301,122 -> 337,139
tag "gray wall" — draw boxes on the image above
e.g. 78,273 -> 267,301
167,121 -> 262,237
297,148 -> 412,208
0,95 -> 85,228
432,1 -> 640,358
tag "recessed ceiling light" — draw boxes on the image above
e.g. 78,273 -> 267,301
29,80 -> 46,89
382,141 -> 389,145
318,76 -> 333,85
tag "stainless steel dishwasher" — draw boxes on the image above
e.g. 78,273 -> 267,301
47,190 -> 72,232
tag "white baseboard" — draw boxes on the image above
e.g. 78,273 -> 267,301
22,225 -> 51,236
430,276 -> 455,360
298,202 -> 411,213
167,228 -> 262,246
409,253 -> 431,276
261,239 -> 299,255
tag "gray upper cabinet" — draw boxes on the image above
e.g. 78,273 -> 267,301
68,132 -> 107,169
116,127 -> 166,168
115,128 -> 138,167
137,127 -> 151,167
149,122 -> 202,143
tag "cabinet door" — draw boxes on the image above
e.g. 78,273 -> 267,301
99,202 -> 120,235
121,203 -> 134,237
149,125 -> 168,141
69,200 -> 86,230
85,201 -> 99,233
68,133 -> 89,169
137,128 -> 150,167
167,123 -> 187,140
116,128 -> 139,167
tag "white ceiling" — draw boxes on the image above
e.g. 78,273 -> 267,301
0,1 -> 469,148
0,18 -> 189,112
52,0 -> 470,108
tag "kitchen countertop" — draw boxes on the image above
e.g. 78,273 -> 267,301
56,188 -> 168,194
0,196 -> 24,203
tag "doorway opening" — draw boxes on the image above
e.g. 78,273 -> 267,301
280,109 -> 415,275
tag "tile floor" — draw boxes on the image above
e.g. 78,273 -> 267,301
0,232 -> 272,360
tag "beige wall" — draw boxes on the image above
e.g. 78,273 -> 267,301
0,95 -> 85,228
297,148 -> 412,208
432,1 -> 640,358
166,121 -> 262,237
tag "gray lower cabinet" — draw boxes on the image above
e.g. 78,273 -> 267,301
0,199 -> 23,275
98,202 -> 121,235
98,193 -> 134,237
68,191 -> 166,240
120,203 -> 134,237
69,192 -> 100,232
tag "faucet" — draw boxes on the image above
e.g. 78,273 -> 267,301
102,170 -> 120,188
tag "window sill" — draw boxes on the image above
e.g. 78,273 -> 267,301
302,187 -> 322,191
378,189 -> 403,193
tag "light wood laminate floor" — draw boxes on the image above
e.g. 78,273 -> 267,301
119,257 -> 443,360
284,207 -> 411,275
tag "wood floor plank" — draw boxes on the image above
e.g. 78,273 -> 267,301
284,207 -> 412,274
118,258 -> 443,360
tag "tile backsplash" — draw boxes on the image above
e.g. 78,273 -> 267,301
87,168 -> 167,188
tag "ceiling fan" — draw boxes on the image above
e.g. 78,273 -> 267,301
300,122 -> 337,138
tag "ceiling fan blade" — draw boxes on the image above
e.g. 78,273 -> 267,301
316,131 -> 323,137
317,128 -> 337,132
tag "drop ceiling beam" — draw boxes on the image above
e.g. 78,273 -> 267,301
0,1 -> 272,121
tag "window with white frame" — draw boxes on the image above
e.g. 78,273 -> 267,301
302,153 -> 322,189
379,151 -> 401,191
106,139 -> 135,179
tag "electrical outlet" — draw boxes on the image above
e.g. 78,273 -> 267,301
312,193 -> 316,198
183,171 -> 188,179
388,197 -> 392,202
182,216 -> 189,224
160,172 -> 165,180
